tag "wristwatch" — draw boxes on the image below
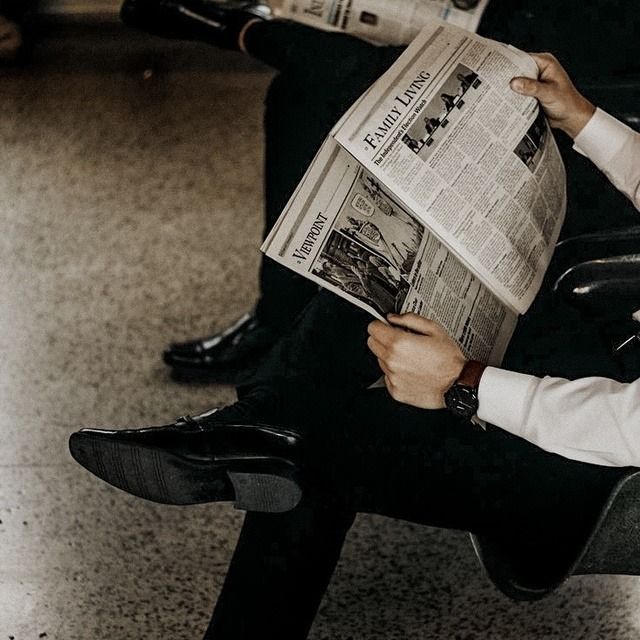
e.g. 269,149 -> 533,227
444,360 -> 486,419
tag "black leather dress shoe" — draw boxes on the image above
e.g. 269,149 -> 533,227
452,0 -> 480,8
69,411 -> 302,512
120,0 -> 271,50
163,312 -> 280,384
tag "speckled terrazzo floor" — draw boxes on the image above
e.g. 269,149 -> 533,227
1,24 -> 640,640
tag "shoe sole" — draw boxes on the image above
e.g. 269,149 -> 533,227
69,432 -> 302,513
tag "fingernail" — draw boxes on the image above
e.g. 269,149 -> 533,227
511,79 -> 524,92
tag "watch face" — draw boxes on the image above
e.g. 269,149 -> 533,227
444,384 -> 478,419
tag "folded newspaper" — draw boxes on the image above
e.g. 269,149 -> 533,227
273,0 -> 491,45
262,22 -> 567,366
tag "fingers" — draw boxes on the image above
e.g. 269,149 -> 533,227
387,312 -> 444,335
366,334 -> 387,359
378,358 -> 392,377
365,335 -> 393,378
368,315 -> 445,348
529,52 -> 559,73
510,52 -> 563,101
367,319 -> 400,345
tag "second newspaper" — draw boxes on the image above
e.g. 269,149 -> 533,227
262,22 -> 567,366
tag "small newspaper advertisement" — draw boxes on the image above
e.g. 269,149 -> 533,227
262,22 -> 567,366
274,0 -> 490,44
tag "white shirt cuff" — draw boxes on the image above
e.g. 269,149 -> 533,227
573,108 -> 634,165
477,366 -> 538,436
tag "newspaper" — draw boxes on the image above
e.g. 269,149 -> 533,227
273,0 -> 490,44
262,22 -> 567,366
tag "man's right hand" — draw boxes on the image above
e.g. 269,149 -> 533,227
510,52 -> 596,139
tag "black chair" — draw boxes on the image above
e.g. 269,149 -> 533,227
555,251 -> 640,322
472,229 -> 640,600
472,468 -> 640,600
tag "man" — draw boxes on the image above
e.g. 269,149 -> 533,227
120,0 -> 640,384
70,16 -> 640,638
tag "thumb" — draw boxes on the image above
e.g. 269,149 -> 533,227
510,76 -> 545,98
387,313 -> 442,335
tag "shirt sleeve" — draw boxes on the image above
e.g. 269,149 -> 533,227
477,366 -> 640,467
573,108 -> 640,212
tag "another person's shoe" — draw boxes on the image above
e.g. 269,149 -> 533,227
69,410 -> 303,512
452,0 -> 480,9
163,312 -> 281,384
120,0 -> 271,50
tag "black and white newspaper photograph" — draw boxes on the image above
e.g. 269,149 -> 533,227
312,230 -> 411,315
310,170 -> 422,314
513,109 -> 548,172
333,174 -> 423,270
402,63 -> 483,160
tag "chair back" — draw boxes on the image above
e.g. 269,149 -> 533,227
471,469 -> 640,601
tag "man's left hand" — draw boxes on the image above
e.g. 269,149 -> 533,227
367,313 -> 467,410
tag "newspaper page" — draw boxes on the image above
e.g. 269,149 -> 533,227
333,22 -> 567,314
263,138 -> 517,365
273,0 -> 490,45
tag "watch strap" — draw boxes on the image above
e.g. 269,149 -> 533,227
456,360 -> 486,389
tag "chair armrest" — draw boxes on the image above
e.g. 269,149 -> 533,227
553,225 -> 640,279
554,253 -> 640,319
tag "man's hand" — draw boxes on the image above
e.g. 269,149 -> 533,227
367,313 -> 466,410
510,52 -> 595,138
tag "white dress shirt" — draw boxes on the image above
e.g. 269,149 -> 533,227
573,108 -> 640,210
477,109 -> 640,467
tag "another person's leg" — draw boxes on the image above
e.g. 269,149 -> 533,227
146,12 -> 406,381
